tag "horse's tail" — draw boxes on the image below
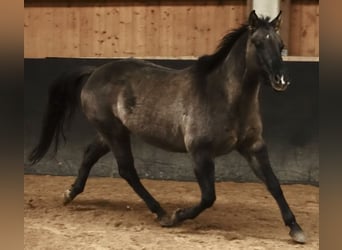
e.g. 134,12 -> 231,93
27,66 -> 96,165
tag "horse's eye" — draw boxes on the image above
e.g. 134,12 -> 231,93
254,40 -> 263,48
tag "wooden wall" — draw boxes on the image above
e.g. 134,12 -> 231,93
24,0 -> 319,58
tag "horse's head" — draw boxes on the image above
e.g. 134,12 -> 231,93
247,10 -> 289,92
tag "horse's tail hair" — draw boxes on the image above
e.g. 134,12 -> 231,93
27,66 -> 96,165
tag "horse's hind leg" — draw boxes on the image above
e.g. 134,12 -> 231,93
63,136 -> 109,205
97,124 -> 168,221
238,144 -> 306,243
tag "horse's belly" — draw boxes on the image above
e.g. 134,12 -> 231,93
120,114 -> 187,152
139,134 -> 187,153
131,123 -> 187,153
211,135 -> 238,156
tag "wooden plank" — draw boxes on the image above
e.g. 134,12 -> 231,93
79,6 -> 94,57
184,3 -> 196,57
69,6 -> 80,57
24,7 -> 31,57
205,2 -> 218,55
289,1 -> 301,56
92,5 -> 103,57
159,2 -> 173,56
131,2 -> 146,56
145,1 -> 160,57
101,4 -> 115,57
300,2 -> 316,56
121,3 -> 134,56
193,2 -> 208,56
314,3 -> 319,56
24,7 -> 40,58
111,4 -> 122,56
52,7 -> 66,57
283,56 -> 319,62
171,2 -> 187,56
279,0 -> 291,54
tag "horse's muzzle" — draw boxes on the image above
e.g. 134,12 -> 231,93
270,74 -> 290,92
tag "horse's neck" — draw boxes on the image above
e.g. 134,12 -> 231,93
240,71 -> 261,109
218,36 -> 261,110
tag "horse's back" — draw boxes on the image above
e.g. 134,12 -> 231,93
83,59 -> 175,88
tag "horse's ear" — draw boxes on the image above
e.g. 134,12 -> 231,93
270,11 -> 282,31
248,10 -> 259,32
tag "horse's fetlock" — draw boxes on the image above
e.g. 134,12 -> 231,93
71,186 -> 84,196
284,214 -> 297,227
63,189 -> 74,205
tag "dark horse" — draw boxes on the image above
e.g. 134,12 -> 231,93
28,11 -> 305,243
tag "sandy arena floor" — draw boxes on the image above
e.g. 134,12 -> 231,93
24,175 -> 319,250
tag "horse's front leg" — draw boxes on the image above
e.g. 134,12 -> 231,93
162,149 -> 216,226
238,142 -> 306,243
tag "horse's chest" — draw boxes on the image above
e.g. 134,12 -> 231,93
184,112 -> 261,155
184,115 -> 236,152
212,130 -> 239,155
209,125 -> 261,156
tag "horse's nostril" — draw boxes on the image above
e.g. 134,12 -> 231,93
275,74 -> 288,85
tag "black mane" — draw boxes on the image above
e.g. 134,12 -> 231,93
195,17 -> 272,73
195,24 -> 248,73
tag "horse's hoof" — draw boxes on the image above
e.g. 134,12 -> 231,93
158,209 -> 182,227
158,214 -> 174,227
289,223 -> 306,244
63,189 -> 73,205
